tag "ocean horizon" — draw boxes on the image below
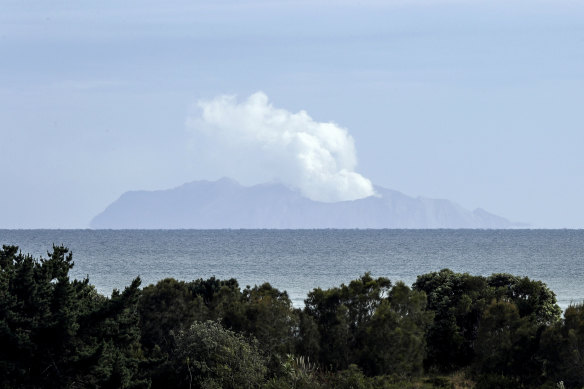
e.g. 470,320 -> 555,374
1,229 -> 583,310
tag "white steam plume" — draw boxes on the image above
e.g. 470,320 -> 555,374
187,92 -> 375,202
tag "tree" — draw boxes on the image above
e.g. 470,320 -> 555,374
78,277 -> 147,388
304,273 -> 392,370
296,310 -> 321,363
0,245 -> 148,388
172,320 -> 267,389
539,303 -> 584,388
235,283 -> 298,373
473,300 -> 540,386
413,269 -> 489,371
487,273 -> 562,326
139,278 -> 207,353
188,276 -> 241,320
359,282 -> 433,376
413,269 -> 562,373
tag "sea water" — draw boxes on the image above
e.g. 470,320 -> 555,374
1,229 -> 582,310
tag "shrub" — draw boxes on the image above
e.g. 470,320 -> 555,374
172,320 -> 267,389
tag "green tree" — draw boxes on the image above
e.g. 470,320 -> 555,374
487,273 -> 562,326
473,300 -> 540,386
79,277 -> 147,388
295,309 -> 321,363
172,320 -> 267,389
139,278 -> 207,353
188,276 -> 241,321
304,273 -> 391,370
359,282 -> 433,377
0,245 -> 147,388
235,283 -> 298,374
139,277 -> 299,385
414,269 -> 561,373
413,269 -> 489,371
539,303 -> 584,388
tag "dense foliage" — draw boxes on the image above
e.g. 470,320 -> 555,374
1,245 -> 582,388
0,245 -> 147,388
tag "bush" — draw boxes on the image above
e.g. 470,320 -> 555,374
172,320 -> 267,389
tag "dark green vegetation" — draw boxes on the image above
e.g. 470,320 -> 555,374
1,245 -> 583,388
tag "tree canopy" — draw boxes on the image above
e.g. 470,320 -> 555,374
0,244 -> 579,388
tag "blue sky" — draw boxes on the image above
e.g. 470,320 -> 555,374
1,0 -> 583,228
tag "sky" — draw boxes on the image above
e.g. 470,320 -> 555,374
1,0 -> 583,228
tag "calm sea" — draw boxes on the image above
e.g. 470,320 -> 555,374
1,230 -> 582,310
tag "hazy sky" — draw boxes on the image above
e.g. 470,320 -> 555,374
1,0 -> 583,228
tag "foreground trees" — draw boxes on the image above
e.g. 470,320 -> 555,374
412,269 -> 564,387
0,245 -> 147,388
302,274 -> 432,376
540,303 -> 584,388
1,244 -> 582,388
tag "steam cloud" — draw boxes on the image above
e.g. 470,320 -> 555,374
188,92 -> 375,202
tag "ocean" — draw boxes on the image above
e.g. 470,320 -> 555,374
1,229 -> 582,310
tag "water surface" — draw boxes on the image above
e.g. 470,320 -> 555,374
1,229 -> 582,309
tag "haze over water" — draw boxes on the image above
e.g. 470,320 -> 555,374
1,229 -> 582,310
